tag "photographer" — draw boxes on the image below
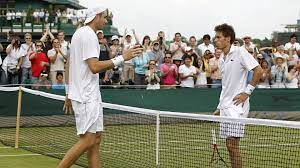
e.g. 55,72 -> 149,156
102,65 -> 123,86
5,36 -> 23,84
145,60 -> 160,90
157,31 -> 169,51
29,40 -> 49,88
48,38 -> 67,83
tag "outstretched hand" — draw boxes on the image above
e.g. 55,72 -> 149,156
123,45 -> 143,61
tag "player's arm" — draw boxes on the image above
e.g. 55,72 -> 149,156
63,56 -> 72,114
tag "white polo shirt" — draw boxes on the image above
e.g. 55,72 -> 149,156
284,42 -> 300,51
68,26 -> 101,103
217,45 -> 259,110
198,43 -> 215,54
179,64 -> 197,88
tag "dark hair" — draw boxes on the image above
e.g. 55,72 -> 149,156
142,35 -> 151,45
182,54 -> 192,61
260,59 -> 268,67
288,65 -> 295,72
165,51 -> 172,56
175,32 -> 181,37
52,38 -> 59,45
203,34 -> 211,40
189,36 -> 196,41
214,23 -> 235,44
56,71 -> 63,78
290,33 -> 297,40
57,30 -> 65,35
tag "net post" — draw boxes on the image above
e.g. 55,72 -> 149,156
15,86 -> 23,149
155,111 -> 160,168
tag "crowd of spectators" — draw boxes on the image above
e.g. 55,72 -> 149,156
0,27 -> 300,90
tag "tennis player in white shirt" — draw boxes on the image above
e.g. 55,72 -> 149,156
59,6 -> 143,168
213,23 -> 263,168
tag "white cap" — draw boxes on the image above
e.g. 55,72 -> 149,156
96,30 -> 103,34
257,54 -> 263,59
185,46 -> 193,52
111,35 -> 119,41
125,33 -> 132,37
84,6 -> 107,25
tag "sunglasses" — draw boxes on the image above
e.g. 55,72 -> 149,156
25,38 -> 32,40
36,45 -> 43,47
149,63 -> 156,65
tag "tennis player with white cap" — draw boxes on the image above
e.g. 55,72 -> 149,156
59,6 -> 143,168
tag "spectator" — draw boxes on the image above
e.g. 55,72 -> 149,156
51,71 -> 65,90
188,36 -> 201,57
148,40 -> 165,68
259,47 -> 274,67
121,29 -> 138,85
47,38 -> 67,83
274,45 -> 289,71
40,28 -> 55,54
202,50 -> 213,88
29,41 -> 49,89
5,36 -> 23,84
170,32 -> 187,60
55,9 -> 61,24
198,34 -> 215,54
257,60 -> 271,88
45,10 -> 49,23
209,49 -> 222,88
271,39 -> 279,54
132,51 -> 150,87
20,33 -> 36,85
242,36 -> 258,55
271,56 -> 287,88
103,65 -> 123,86
33,9 -> 39,24
179,55 -> 197,88
57,30 -> 70,53
145,60 -> 160,90
284,33 -> 300,56
96,30 -> 112,83
195,57 -> 207,88
142,35 -> 152,53
15,10 -> 21,24
285,65 -> 299,88
185,47 -> 199,67
110,35 -> 122,58
233,39 -> 241,47
6,10 -> 12,26
156,31 -> 169,51
21,10 -> 26,24
160,51 -> 178,89
0,42 -> 5,84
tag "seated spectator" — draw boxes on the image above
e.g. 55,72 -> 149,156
110,35 -> 122,58
179,55 -> 197,88
195,57 -> 207,88
209,49 -> 222,88
35,70 -> 51,90
170,32 -> 187,60
48,38 -> 67,84
132,51 -> 150,87
145,60 -> 160,90
52,71 -> 65,90
103,65 -> 123,86
20,33 -> 35,85
285,65 -> 299,89
271,56 -> 287,88
198,34 -> 215,54
257,60 -> 271,88
5,36 -> 23,84
160,51 -> 178,89
148,41 -> 165,69
29,41 -> 49,89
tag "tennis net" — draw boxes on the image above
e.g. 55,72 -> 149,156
0,87 -> 300,168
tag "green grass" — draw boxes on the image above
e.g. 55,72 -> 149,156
1,122 -> 300,168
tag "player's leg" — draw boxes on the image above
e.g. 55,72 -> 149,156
58,132 -> 96,168
226,137 -> 242,168
87,132 -> 102,168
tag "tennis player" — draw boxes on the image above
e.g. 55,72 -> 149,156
213,23 -> 263,168
59,6 -> 143,168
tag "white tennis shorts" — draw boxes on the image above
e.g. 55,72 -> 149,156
219,103 -> 249,139
71,100 -> 104,135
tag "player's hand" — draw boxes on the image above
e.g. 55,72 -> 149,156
63,96 -> 73,115
123,45 -> 143,61
233,92 -> 249,106
213,109 -> 220,116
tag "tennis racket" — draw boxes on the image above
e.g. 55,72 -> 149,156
209,129 -> 229,168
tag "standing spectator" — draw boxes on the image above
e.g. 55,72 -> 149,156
148,41 -> 165,68
209,49 -> 222,88
157,31 -> 169,51
55,9 -> 61,24
39,9 -> 45,23
40,28 -> 55,54
198,34 -> 215,54
242,36 -> 258,54
132,51 -> 150,87
71,11 -> 78,25
11,10 -> 16,24
15,10 -> 21,24
195,57 -> 208,88
257,60 -> 271,88
52,71 -> 65,90
202,50 -> 213,88
185,47 -> 199,67
20,33 -> 36,85
0,43 -> 5,84
67,12 -> 73,24
5,36 -> 23,84
179,55 -> 197,88
47,38 -> 67,83
45,10 -> 49,23
271,56 -> 287,88
6,10 -> 12,26
285,65 -> 299,88
170,32 -> 187,60
21,10 -> 26,24
274,45 -> 289,71
29,41 -> 49,88
145,60 -> 160,90
160,51 -> 178,89
142,35 -> 152,53
271,39 -> 279,54
110,35 -> 122,58
233,39 -> 241,47
189,36 -> 201,57
284,33 -> 300,56
96,30 -> 112,83
57,30 -> 70,52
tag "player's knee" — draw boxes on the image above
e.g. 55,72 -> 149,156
81,134 -> 96,149
95,133 -> 102,145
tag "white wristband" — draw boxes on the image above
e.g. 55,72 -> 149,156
244,84 -> 255,95
65,84 -> 69,95
111,56 -> 125,67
